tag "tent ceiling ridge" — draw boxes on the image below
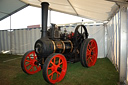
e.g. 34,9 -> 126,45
67,0 -> 78,15
0,11 -> 9,14
45,2 -> 70,6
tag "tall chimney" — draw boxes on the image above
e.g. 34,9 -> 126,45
41,2 -> 49,38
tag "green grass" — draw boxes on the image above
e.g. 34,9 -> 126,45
0,54 -> 119,85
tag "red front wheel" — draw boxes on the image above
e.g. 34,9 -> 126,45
21,50 -> 41,74
80,38 -> 98,67
43,53 -> 67,84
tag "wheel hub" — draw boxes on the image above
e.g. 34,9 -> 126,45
30,60 -> 36,66
52,65 -> 62,72
91,51 -> 93,55
57,67 -> 62,72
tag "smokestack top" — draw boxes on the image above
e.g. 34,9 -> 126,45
41,2 -> 49,6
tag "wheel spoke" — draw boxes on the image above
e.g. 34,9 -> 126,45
59,62 -> 63,65
93,54 -> 96,57
51,74 -> 53,80
55,71 -> 61,79
88,45 -> 91,50
87,49 -> 91,55
58,60 -> 63,66
56,73 -> 58,79
77,31 -> 80,36
48,71 -> 55,77
92,47 -> 96,50
36,65 -> 38,69
25,60 -> 30,62
87,56 -> 93,63
56,71 -> 61,75
87,56 -> 91,60
87,57 -> 91,64
59,58 -> 61,63
26,63 -> 31,67
50,61 -> 55,66
33,52 -> 36,59
28,66 -> 32,71
48,66 -> 53,70
89,57 -> 93,62
28,56 -> 32,60
48,67 -> 51,70
32,66 -> 34,71
87,48 -> 91,52
92,54 -> 97,60
91,41 -> 94,47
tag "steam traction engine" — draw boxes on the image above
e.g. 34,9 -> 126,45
21,2 -> 98,84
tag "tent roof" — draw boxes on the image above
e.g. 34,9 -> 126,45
0,0 -> 123,22
21,0 -> 119,22
0,0 -> 28,21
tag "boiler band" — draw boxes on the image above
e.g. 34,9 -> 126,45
51,40 -> 73,54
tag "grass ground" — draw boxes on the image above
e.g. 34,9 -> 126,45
0,54 -> 119,85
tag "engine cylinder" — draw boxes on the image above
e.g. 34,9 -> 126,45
51,40 -> 73,54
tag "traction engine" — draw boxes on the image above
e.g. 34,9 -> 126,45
21,2 -> 98,84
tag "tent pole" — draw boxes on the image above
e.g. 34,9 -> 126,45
10,15 -> 12,54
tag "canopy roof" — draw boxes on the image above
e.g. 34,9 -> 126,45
1,0 -> 125,22
0,0 -> 28,21
21,0 -> 120,22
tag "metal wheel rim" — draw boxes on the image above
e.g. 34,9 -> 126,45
86,39 -> 98,67
24,51 -> 41,74
46,54 -> 67,84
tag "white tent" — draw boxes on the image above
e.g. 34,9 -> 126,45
21,0 -> 119,22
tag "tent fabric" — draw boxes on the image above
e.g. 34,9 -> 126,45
21,0 -> 119,22
0,24 -> 105,58
0,0 -> 28,21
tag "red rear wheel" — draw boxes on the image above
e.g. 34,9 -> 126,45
21,50 -> 41,74
43,53 -> 67,84
80,39 -> 98,67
